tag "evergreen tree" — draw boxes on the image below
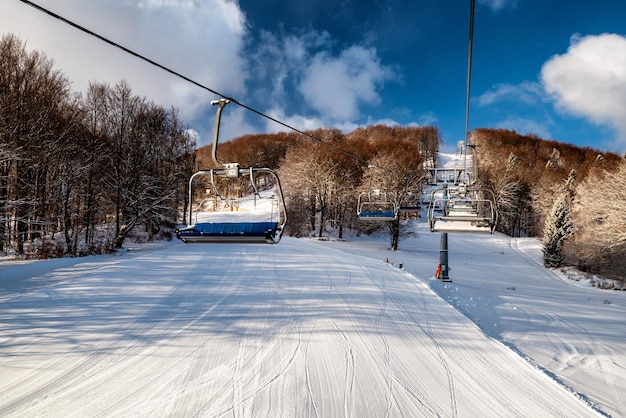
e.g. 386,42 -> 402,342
542,170 -> 576,267
542,197 -> 574,267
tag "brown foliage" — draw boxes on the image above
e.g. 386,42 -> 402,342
471,128 -> 621,237
567,160 -> 626,280
204,125 -> 435,243
195,131 -> 300,170
345,124 -> 439,165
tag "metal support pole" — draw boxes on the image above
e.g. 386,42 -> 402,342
439,232 -> 451,282
437,183 -> 451,281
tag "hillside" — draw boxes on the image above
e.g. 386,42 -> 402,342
471,128 -> 622,236
471,129 -> 626,279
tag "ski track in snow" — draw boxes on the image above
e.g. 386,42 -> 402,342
0,230 -> 620,416
321,228 -> 622,417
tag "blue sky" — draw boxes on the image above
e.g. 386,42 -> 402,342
2,0 -> 626,153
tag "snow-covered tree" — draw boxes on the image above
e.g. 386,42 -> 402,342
278,129 -> 359,239
569,161 -> 626,277
0,34 -> 72,254
563,169 -> 577,202
542,170 -> 576,268
0,35 -> 196,256
366,140 -> 425,251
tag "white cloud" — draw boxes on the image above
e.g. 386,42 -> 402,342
495,117 -> 552,139
1,0 -> 247,124
249,30 -> 397,133
299,46 -> 396,121
249,28 -> 398,123
365,117 -> 401,127
372,112 -> 435,128
477,0 -> 518,13
137,0 -> 196,8
248,31 -> 313,105
477,81 -> 544,107
541,33 -> 626,145
263,110 -> 403,138
2,2 -> 398,145
217,106 -> 259,143
417,112 -> 439,126
264,108 -> 326,134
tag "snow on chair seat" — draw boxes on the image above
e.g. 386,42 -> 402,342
430,217 -> 493,234
357,191 -> 398,222
182,100 -> 287,245
177,222 -> 280,244
427,187 -> 497,234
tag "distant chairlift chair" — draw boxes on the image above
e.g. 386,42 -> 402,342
427,184 -> 497,234
357,191 -> 398,222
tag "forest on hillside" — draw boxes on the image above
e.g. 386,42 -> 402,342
471,129 -> 625,280
3,32 -> 625,282
0,34 -> 196,256
194,125 -> 439,250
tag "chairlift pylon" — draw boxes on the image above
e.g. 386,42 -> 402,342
177,99 -> 287,244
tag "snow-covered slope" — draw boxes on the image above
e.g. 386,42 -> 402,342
0,228 -> 623,416
322,228 -> 625,417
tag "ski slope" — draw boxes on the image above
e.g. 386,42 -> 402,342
1,152 -> 625,417
1,228 -> 624,416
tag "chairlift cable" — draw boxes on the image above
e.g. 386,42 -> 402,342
463,0 -> 475,181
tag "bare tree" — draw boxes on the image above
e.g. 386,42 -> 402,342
481,154 -> 533,237
366,140 -> 425,251
0,35 -> 196,257
279,130 -> 349,238
79,82 -> 111,252
0,34 -> 72,255
570,161 -> 626,277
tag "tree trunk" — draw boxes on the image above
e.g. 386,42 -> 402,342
389,217 -> 400,251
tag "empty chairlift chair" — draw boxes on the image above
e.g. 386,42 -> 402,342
177,221 -> 282,244
176,99 -> 287,244
427,184 -> 497,234
357,191 -> 398,222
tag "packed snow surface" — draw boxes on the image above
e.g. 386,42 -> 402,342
1,228 -> 624,416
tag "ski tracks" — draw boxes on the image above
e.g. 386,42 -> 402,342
194,245 -> 308,417
420,291 -> 458,417
374,265 -> 456,417
334,259 -> 445,417
2,238 -> 599,417
1,246 -> 245,417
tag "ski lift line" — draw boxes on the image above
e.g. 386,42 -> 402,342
465,0 -> 475,144
20,0 -> 370,167
463,0 -> 476,180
